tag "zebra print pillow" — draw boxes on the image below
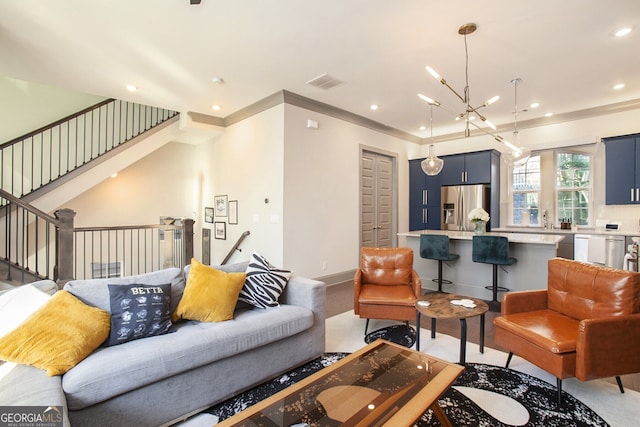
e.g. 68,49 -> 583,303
238,252 -> 292,309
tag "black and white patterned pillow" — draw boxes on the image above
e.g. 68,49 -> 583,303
238,252 -> 292,309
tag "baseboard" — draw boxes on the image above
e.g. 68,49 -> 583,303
314,269 -> 356,287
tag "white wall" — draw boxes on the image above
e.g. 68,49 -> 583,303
282,104 -> 417,278
194,105 -> 286,267
62,142 -> 199,227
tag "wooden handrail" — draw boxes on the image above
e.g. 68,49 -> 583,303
222,230 -> 251,265
0,188 -> 58,223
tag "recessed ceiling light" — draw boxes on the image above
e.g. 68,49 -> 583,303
530,102 -> 540,109
419,126 -> 426,131
545,112 -> 553,117
370,104 -> 378,110
613,83 -> 625,90
111,173 -> 118,178
211,77 -> 225,84
615,27 -> 632,37
212,105 -> 221,111
126,84 -> 137,92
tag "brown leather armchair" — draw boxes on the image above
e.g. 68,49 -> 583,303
354,247 -> 422,334
494,257 -> 640,403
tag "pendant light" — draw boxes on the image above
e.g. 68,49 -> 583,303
423,23 -> 500,137
502,78 -> 531,167
421,104 -> 444,175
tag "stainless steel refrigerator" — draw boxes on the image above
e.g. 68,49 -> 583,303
441,184 -> 491,231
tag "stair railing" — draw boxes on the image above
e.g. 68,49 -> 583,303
69,216 -> 195,281
221,230 -> 251,265
1,189 -> 194,285
0,189 -> 59,283
0,99 -> 178,199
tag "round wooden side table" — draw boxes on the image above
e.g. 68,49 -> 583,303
415,292 -> 489,365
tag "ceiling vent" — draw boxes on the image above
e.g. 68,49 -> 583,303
306,73 -> 344,90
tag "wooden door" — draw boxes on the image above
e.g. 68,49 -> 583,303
361,151 -> 395,248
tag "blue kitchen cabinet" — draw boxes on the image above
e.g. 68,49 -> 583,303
604,134 -> 640,205
409,150 -> 500,230
441,150 -> 493,185
409,159 -> 441,230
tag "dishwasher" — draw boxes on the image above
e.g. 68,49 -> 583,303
574,234 -> 626,270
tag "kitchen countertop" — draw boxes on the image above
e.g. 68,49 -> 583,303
493,227 -> 640,237
399,230 -> 564,245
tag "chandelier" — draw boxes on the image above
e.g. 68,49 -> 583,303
501,78 -> 531,166
421,104 -> 444,175
418,23 -> 530,165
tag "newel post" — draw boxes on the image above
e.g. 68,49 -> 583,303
183,218 -> 194,267
55,208 -> 76,284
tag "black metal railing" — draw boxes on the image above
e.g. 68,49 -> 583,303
0,99 -> 178,198
0,191 -> 194,286
0,190 -> 59,283
71,220 -> 194,280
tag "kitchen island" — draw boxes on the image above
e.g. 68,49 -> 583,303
398,230 -> 565,301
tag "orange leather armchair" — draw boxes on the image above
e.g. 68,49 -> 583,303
494,257 -> 640,403
354,247 -> 422,334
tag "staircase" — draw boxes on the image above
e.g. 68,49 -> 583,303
1,99 -> 184,286
1,98 -> 178,201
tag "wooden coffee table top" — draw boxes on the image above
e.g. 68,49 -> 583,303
416,293 -> 489,320
217,339 -> 464,427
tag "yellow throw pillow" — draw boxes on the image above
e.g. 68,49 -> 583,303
172,259 -> 246,322
0,290 -> 110,376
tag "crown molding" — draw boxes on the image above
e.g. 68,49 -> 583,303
191,95 -> 640,146
430,98 -> 640,144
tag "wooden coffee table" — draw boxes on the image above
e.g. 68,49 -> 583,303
415,293 -> 489,365
217,339 -> 464,427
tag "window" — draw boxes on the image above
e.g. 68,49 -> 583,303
511,154 -> 541,225
556,152 -> 591,226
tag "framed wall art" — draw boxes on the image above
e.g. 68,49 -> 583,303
214,195 -> 228,217
228,200 -> 238,225
204,207 -> 214,223
214,222 -> 226,240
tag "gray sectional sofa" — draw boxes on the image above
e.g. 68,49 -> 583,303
0,261 -> 326,426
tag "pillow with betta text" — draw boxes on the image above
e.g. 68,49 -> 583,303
106,283 -> 173,346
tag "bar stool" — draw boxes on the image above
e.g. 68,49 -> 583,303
472,235 -> 517,309
419,234 -> 459,293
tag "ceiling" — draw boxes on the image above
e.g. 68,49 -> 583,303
1,0 -> 639,143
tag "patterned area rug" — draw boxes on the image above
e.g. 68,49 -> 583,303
203,353 -> 608,426
364,324 -> 416,348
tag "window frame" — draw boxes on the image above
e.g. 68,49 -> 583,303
508,153 -> 542,226
554,149 -> 593,227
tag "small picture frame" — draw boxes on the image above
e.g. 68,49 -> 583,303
214,195 -> 228,217
228,200 -> 238,225
214,222 -> 226,240
204,207 -> 214,223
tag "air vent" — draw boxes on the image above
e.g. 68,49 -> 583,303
306,73 -> 344,90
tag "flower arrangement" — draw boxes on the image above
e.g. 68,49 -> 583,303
468,208 -> 490,223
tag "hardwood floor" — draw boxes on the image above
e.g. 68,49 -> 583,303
326,279 -> 639,392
